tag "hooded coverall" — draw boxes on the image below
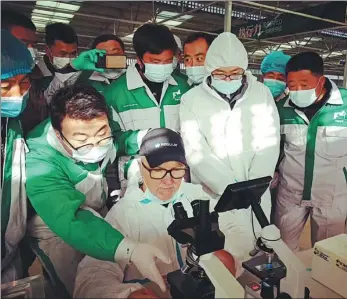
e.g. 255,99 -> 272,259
179,32 -> 280,262
73,182 -> 243,298
275,79 -> 347,251
25,119 -> 145,296
1,119 -> 27,283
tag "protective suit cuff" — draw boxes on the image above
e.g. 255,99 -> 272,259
114,238 -> 137,268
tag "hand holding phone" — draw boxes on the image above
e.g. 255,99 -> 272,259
95,54 -> 127,69
71,49 -> 106,72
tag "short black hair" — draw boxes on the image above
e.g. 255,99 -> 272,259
183,32 -> 215,49
50,84 -> 109,131
91,34 -> 125,51
133,23 -> 177,59
286,52 -> 324,76
1,9 -> 36,31
45,23 -> 78,47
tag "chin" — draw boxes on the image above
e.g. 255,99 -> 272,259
158,188 -> 175,200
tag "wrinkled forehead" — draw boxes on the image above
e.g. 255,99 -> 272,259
212,66 -> 244,74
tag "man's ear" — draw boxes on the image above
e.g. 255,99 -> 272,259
45,46 -> 52,60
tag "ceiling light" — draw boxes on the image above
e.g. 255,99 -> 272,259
36,1 -> 80,11
303,37 -> 322,42
156,10 -> 193,27
32,9 -> 74,19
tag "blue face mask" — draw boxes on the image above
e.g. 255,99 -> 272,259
143,185 -> 183,205
144,63 -> 173,83
1,88 -> 30,118
263,78 -> 286,98
211,77 -> 242,95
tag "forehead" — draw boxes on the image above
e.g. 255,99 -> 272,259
52,40 -> 77,52
184,38 -> 209,54
96,40 -> 122,50
61,115 -> 108,133
143,49 -> 174,60
2,74 -> 28,84
11,26 -> 37,42
287,69 -> 318,81
213,66 -> 243,73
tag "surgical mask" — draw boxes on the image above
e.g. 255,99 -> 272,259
211,77 -> 242,95
172,57 -> 179,70
53,56 -> 73,69
1,88 -> 30,118
28,47 -> 38,64
143,63 -> 173,83
289,78 -> 323,108
186,66 -> 205,84
101,69 -> 125,80
144,184 -> 183,205
72,142 -> 112,164
264,78 -> 286,98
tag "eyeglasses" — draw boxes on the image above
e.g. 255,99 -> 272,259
142,162 -> 187,180
212,72 -> 244,80
60,132 -> 114,154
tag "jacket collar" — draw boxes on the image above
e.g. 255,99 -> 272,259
284,78 -> 343,108
89,71 -> 110,84
126,62 -> 178,90
37,57 -> 53,77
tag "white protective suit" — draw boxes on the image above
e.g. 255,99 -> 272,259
74,182 -> 243,298
179,32 -> 280,260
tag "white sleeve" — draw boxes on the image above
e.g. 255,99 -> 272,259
73,256 -> 143,299
248,89 -> 280,181
180,95 -> 235,196
74,204 -> 143,299
44,71 -> 81,104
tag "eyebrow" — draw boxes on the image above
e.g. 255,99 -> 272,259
194,52 -> 206,56
95,125 -> 107,135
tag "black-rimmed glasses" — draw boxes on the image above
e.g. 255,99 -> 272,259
212,72 -> 245,81
142,162 -> 187,180
60,132 -> 114,154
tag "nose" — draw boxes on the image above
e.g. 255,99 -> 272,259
162,172 -> 175,186
12,84 -> 22,97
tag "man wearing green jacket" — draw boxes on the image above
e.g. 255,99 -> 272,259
275,52 -> 347,251
104,24 -> 190,193
1,29 -> 33,283
25,85 -> 170,297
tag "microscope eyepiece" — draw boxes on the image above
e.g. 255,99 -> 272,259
173,202 -> 188,220
191,200 -> 200,218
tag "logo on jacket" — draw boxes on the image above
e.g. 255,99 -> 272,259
333,110 -> 346,123
155,143 -> 178,148
173,90 -> 181,101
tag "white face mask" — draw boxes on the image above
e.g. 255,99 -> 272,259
53,56 -> 73,69
211,77 -> 243,95
289,78 -> 323,108
143,182 -> 183,205
72,143 -> 112,164
186,66 -> 206,84
101,69 -> 125,80
28,47 -> 38,64
143,63 -> 173,83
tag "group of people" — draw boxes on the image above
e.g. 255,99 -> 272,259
1,8 -> 346,299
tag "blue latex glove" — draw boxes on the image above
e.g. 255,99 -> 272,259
71,49 -> 106,72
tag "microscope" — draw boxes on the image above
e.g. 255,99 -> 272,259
167,176 -> 310,299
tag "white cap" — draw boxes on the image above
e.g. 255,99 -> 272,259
173,34 -> 183,52
205,32 -> 248,74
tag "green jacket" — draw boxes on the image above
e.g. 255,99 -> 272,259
25,119 -> 142,261
103,64 -> 190,132
277,79 -> 347,203
1,118 -> 27,280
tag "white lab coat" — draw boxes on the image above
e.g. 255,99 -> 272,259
73,182 -> 243,298
179,71 -> 280,261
